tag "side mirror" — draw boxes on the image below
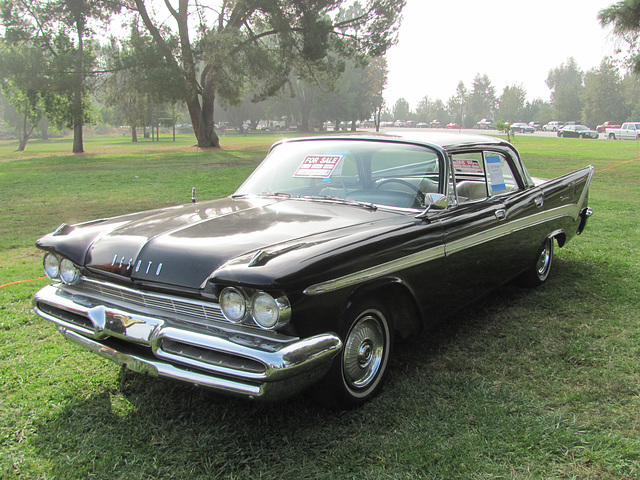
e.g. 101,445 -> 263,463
415,193 -> 447,220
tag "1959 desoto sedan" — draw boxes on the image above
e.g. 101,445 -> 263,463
33,132 -> 594,408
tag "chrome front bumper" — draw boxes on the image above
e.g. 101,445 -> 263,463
33,283 -> 342,402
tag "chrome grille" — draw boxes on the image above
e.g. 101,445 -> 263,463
81,279 -> 226,324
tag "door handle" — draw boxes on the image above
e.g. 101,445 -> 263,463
534,196 -> 544,208
494,209 -> 506,221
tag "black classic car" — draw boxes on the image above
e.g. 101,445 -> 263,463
557,125 -> 599,139
33,133 -> 594,408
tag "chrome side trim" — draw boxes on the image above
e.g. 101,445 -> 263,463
305,202 -> 584,295
304,245 -> 445,295
446,203 -> 579,255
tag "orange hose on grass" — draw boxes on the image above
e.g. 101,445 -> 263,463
0,277 -> 47,289
595,157 -> 640,173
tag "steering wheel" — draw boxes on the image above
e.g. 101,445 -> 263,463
375,178 -> 425,206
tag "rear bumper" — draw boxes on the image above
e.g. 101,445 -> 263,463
33,284 -> 342,402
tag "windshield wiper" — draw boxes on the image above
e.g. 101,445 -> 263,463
302,195 -> 377,211
232,192 -> 298,199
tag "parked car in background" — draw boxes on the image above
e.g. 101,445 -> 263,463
529,122 -> 542,131
446,122 -> 460,129
475,118 -> 493,129
33,132 -> 594,408
557,125 -> 599,139
429,119 -> 444,128
542,121 -> 562,132
606,122 -> 640,140
416,122 -> 429,128
596,121 -> 620,133
510,122 -> 535,133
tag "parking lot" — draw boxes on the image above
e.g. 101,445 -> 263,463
373,126 -> 613,139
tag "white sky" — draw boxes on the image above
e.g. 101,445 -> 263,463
384,0 -> 621,109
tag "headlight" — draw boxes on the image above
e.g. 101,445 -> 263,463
251,292 -> 290,330
220,287 -> 247,322
59,258 -> 81,285
43,253 -> 60,280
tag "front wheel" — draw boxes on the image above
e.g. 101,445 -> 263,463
313,299 -> 394,409
518,237 -> 554,288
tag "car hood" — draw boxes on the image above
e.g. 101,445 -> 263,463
37,196 -> 412,290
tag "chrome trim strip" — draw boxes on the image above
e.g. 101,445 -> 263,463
305,202 -> 584,295
446,203 -> 579,255
304,245 -> 445,295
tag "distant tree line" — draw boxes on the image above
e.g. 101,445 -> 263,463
384,57 -> 640,129
4,0 -> 640,151
0,0 -> 405,152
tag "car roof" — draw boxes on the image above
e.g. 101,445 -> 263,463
276,131 -> 512,153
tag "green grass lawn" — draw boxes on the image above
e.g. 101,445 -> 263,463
1,132 -> 639,479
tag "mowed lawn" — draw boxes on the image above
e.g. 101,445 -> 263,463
1,132 -> 639,479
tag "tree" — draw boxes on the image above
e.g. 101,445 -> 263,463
0,40 -> 48,150
415,96 -> 433,123
599,1 -> 640,73
496,84 -> 526,123
467,73 -> 497,123
318,58 -> 381,131
546,57 -> 584,121
447,80 -> 468,126
582,58 -> 626,127
521,98 -> 553,125
431,99 -> 449,124
621,72 -> 640,119
1,0 -> 122,152
99,25 -> 187,142
130,0 -> 406,148
392,97 -> 410,121
367,56 -> 388,132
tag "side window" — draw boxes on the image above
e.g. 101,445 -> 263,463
451,152 -> 488,203
484,153 -> 518,196
451,151 -> 519,203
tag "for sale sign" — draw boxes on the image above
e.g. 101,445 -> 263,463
294,155 -> 343,178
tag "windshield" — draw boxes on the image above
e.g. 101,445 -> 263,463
235,139 -> 443,210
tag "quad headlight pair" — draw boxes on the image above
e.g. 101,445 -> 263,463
43,252 -> 82,285
219,287 -> 290,330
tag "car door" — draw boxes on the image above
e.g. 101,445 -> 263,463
435,150 -> 539,304
622,123 -> 640,140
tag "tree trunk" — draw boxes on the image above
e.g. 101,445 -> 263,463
39,117 -> 49,140
131,125 -> 138,142
187,68 -> 220,148
18,99 -> 31,152
72,18 -> 85,153
17,124 -> 35,152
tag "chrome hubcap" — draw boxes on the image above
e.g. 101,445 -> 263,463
343,312 -> 386,390
536,241 -> 551,277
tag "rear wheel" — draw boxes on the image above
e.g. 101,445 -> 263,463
609,133 -> 616,140
314,298 -> 394,409
519,237 -> 554,288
